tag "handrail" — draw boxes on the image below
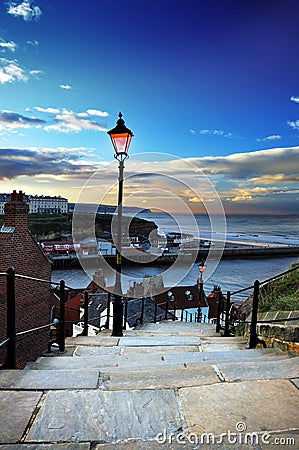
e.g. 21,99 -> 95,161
218,264 -> 299,347
0,338 -> 9,349
243,316 -> 299,324
231,264 -> 299,296
16,323 -> 53,336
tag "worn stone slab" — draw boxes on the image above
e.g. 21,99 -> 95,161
65,336 -> 119,346
0,445 -> 90,450
141,322 -> 215,332
103,365 -> 220,390
74,346 -> 121,357
26,389 -> 184,443
0,391 -> 42,443
179,380 -> 299,435
119,336 -> 201,346
27,356 -> 118,370
218,357 -> 299,382
200,336 -> 247,344
163,348 -> 287,365
0,369 -> 100,389
201,343 -> 247,352
122,345 -> 201,356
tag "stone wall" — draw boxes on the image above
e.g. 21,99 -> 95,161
245,310 -> 299,354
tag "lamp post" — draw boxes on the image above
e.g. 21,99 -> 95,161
197,260 -> 206,323
107,112 -> 134,336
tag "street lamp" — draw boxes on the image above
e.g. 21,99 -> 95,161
108,112 -> 134,336
197,260 -> 206,323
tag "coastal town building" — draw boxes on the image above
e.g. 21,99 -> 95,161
0,190 -> 52,368
0,193 -> 68,215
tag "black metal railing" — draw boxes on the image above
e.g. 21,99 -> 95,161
0,267 -> 70,369
76,290 -> 211,336
216,264 -> 299,347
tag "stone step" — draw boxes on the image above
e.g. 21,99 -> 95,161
27,348 -> 289,371
74,344 -> 202,357
101,358 -> 299,390
102,365 -> 221,390
0,369 -> 100,390
140,321 -> 217,333
27,357 -> 188,371
118,335 -> 202,346
216,356 -> 299,382
4,380 -> 298,444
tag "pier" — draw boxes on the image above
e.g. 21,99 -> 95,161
49,245 -> 299,268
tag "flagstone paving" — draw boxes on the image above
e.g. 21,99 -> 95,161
0,321 -> 298,448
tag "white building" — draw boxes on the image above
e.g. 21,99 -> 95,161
28,195 -> 68,214
0,193 -> 68,215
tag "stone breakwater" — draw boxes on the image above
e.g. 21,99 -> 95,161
50,245 -> 299,268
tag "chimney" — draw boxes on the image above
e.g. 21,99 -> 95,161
4,190 -> 29,232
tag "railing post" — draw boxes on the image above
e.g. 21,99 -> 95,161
249,280 -> 260,349
215,287 -> 222,333
173,305 -> 176,321
58,280 -> 65,353
123,299 -> 128,330
224,291 -> 231,336
165,301 -> 169,320
5,267 -> 16,369
82,291 -> 89,336
105,292 -> 111,329
140,297 -> 145,324
154,301 -> 157,323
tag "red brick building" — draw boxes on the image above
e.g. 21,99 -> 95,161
0,190 -> 52,368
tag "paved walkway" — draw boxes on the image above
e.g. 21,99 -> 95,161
0,321 -> 298,449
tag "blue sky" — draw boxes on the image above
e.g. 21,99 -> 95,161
0,0 -> 298,214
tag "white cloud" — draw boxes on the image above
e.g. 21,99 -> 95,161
86,109 -> 109,117
34,107 -> 108,133
0,58 -> 27,83
287,120 -> 299,130
257,135 -> 282,142
34,106 -> 60,114
29,69 -> 43,76
197,129 -> 239,139
7,1 -> 42,22
60,84 -> 72,90
0,39 -> 17,52
199,129 -> 224,136
27,40 -> 39,46
42,108 -> 107,133
290,96 -> 299,104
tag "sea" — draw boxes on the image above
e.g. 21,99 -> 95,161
52,213 -> 299,303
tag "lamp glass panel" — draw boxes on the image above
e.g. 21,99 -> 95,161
111,133 -> 132,154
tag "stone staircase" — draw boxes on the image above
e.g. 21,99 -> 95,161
0,321 -> 298,448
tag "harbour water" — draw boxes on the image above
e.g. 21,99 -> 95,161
52,213 -> 299,303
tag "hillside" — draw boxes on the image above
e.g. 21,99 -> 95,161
259,263 -> 299,311
0,213 -> 157,242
